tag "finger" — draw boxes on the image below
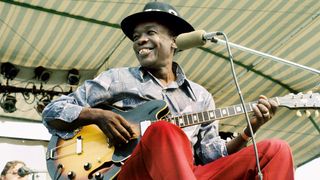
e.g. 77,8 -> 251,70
269,99 -> 278,114
262,111 -> 270,119
252,104 -> 263,120
258,98 -> 271,111
258,104 -> 271,120
107,124 -> 130,145
257,103 -> 269,115
117,115 -> 137,136
114,121 -> 132,142
259,95 -> 268,100
100,126 -> 115,147
253,104 -> 270,122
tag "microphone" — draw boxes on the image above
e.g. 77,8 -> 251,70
17,166 -> 32,177
176,30 -> 221,50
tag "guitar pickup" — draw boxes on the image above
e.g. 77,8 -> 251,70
140,120 -> 152,136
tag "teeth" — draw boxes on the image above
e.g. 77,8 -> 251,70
139,49 -> 151,55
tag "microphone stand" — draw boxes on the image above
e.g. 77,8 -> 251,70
29,171 -> 47,180
214,32 -> 263,180
211,37 -> 320,75
19,170 -> 47,180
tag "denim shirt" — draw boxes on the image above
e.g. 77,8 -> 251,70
42,62 -> 228,164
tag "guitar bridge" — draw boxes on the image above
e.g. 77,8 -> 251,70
46,136 -> 83,160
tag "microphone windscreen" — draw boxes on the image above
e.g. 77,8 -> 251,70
176,30 -> 207,50
17,166 -> 30,177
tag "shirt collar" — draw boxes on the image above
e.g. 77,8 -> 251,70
137,62 -> 185,83
137,62 -> 197,101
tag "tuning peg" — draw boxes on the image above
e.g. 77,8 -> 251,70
296,110 -> 302,117
315,110 -> 319,118
295,92 -> 304,99
305,110 -> 311,117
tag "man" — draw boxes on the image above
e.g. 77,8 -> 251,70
42,2 -> 294,179
1,161 -> 28,180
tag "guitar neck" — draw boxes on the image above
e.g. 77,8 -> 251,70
163,101 -> 258,128
150,92 -> 319,128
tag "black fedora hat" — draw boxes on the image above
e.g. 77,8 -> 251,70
121,2 -> 194,41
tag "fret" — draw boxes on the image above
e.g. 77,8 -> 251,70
208,110 -> 215,120
187,114 -> 193,125
169,117 -> 175,124
215,109 -> 222,118
245,103 -> 251,112
197,112 -> 204,122
178,117 -> 184,126
235,105 -> 243,114
221,108 -> 228,117
174,116 -> 179,126
165,117 -> 170,123
193,113 -> 199,124
183,115 -> 188,126
203,111 -> 209,122
249,102 -> 256,111
228,106 -> 235,116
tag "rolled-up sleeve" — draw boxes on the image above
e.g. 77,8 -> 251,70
42,70 -> 114,139
42,95 -> 84,139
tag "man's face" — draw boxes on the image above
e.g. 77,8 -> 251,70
132,21 -> 176,68
1,163 -> 28,180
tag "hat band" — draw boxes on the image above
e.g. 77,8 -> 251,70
144,8 -> 178,16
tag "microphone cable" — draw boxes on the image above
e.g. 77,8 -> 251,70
214,32 -> 263,180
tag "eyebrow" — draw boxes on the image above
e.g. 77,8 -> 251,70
133,22 -> 161,32
143,24 -> 157,29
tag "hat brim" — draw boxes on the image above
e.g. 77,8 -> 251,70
121,11 -> 194,41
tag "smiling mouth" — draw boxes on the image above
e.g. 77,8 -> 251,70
138,48 -> 152,56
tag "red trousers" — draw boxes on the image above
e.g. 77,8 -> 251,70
117,121 -> 294,180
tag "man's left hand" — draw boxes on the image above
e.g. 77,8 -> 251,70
246,95 -> 278,135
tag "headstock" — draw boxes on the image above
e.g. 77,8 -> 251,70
277,92 -> 319,118
277,92 -> 320,109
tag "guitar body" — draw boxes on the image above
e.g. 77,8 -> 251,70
46,100 -> 169,180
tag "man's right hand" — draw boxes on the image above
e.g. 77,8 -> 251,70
79,108 -> 136,147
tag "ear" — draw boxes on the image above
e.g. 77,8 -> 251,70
171,37 -> 177,49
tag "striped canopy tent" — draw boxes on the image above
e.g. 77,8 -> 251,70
0,0 -> 319,168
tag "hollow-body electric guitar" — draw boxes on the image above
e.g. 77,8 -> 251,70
46,93 -> 320,179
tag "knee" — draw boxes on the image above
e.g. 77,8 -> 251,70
259,139 -> 293,158
141,121 -> 187,143
262,139 -> 290,149
147,121 -> 178,133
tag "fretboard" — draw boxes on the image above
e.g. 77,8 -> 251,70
148,92 -> 319,128
161,101 -> 258,128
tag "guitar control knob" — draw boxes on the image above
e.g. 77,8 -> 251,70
67,171 -> 76,179
95,172 -> 104,180
84,162 -> 92,170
